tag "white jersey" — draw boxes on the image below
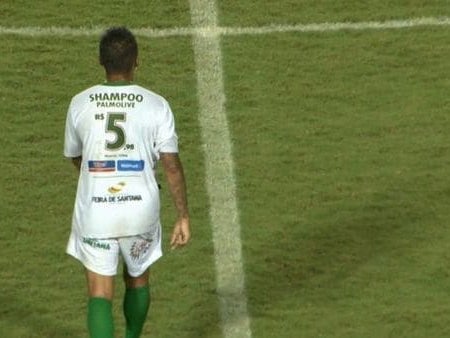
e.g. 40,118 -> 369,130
64,82 -> 178,238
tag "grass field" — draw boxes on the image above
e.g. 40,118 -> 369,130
1,1 -> 450,337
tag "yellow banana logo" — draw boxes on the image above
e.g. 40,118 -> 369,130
108,182 -> 126,194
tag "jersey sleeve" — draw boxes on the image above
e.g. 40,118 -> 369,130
155,99 -> 179,154
63,99 -> 82,158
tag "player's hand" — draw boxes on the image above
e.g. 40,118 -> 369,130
170,217 -> 190,250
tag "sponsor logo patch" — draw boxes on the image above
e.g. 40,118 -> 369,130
118,160 -> 145,172
83,237 -> 111,250
88,160 -> 115,172
108,182 -> 126,194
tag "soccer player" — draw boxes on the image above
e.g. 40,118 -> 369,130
63,27 -> 190,338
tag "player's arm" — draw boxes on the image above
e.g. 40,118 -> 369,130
71,156 -> 82,171
159,152 -> 190,249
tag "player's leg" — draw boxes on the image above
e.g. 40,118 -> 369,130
123,267 -> 150,338
66,233 -> 119,338
86,269 -> 115,338
119,227 -> 162,338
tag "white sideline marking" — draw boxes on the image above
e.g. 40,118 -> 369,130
220,16 -> 450,35
0,16 -> 449,38
189,0 -> 252,337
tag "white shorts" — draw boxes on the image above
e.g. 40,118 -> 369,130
66,226 -> 162,277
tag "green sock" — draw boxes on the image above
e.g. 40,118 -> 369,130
87,297 -> 114,338
123,285 -> 150,338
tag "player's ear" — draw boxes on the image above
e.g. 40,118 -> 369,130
135,58 -> 139,69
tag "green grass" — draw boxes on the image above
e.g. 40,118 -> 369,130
0,0 -> 190,28
224,27 -> 450,337
218,0 -> 450,26
1,1 -> 450,337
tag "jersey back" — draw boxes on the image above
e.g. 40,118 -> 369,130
64,83 -> 178,238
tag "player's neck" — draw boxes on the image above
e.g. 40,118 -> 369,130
105,72 -> 134,84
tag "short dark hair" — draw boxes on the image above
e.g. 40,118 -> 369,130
99,27 -> 138,74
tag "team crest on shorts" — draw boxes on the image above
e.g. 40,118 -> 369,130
130,239 -> 152,260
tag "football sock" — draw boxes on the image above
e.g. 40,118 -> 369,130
87,297 -> 114,338
123,285 -> 150,338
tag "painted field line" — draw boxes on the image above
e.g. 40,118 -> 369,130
220,16 -> 450,35
0,16 -> 449,38
189,1 -> 252,338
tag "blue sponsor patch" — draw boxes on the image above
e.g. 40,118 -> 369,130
88,160 -> 116,172
118,160 -> 145,172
